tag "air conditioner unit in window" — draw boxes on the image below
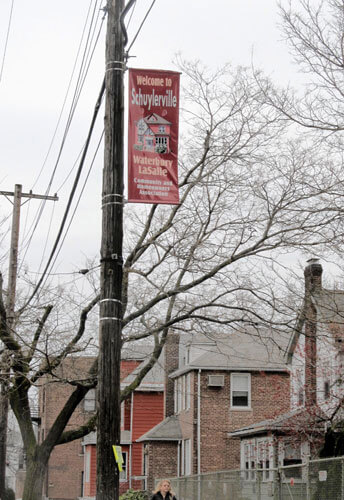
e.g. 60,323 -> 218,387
207,375 -> 224,387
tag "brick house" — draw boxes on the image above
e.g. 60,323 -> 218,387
139,330 -> 291,491
33,346 -> 164,500
229,258 -> 344,475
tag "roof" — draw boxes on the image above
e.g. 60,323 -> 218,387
121,355 -> 164,391
228,406 -> 327,438
82,430 -> 131,445
137,415 -> 182,442
171,330 -> 290,378
144,113 -> 171,125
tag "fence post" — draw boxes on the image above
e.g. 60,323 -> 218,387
341,457 -> 344,500
257,467 -> 261,500
273,467 -> 281,500
306,456 -> 311,500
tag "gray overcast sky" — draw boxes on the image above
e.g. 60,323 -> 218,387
0,0 -> 297,281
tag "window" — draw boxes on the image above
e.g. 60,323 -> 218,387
85,450 -> 91,483
84,388 -> 96,412
324,381 -> 330,400
181,439 -> 191,476
120,452 -> 128,481
243,442 -> 256,480
242,438 -> 273,481
231,373 -> 250,408
177,377 -> 183,411
159,125 -> 166,133
185,373 -> 191,410
283,441 -> 302,478
257,440 -> 270,480
175,374 -> 191,413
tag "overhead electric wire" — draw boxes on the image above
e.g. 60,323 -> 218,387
18,78 -> 106,315
47,129 -> 104,283
19,0 -> 100,261
126,0 -> 157,55
0,0 -> 15,85
18,0 -> 105,272
29,0 -> 96,191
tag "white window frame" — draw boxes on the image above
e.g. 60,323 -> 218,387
181,439 -> 191,476
242,438 -> 273,482
230,373 -> 251,409
185,373 -> 191,410
85,449 -> 91,483
257,438 -> 271,481
84,388 -> 96,412
120,451 -> 128,482
177,377 -> 183,413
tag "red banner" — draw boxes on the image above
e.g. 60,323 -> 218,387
128,68 -> 180,204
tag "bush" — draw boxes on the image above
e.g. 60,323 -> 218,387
119,489 -> 149,500
3,488 -> 15,500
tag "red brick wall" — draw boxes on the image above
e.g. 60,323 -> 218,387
146,442 -> 178,493
40,356 -> 145,500
146,369 -> 290,484
200,370 -> 290,471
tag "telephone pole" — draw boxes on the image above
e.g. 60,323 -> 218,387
0,184 -> 58,497
96,0 -> 125,498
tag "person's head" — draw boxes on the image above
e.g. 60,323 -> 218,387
154,479 -> 175,496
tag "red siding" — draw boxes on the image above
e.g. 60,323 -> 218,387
132,392 -> 164,441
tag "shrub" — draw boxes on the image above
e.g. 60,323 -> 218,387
119,489 -> 149,500
3,488 -> 15,500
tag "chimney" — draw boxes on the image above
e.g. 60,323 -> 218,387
304,259 -> 322,407
304,258 -> 322,294
164,333 -> 180,417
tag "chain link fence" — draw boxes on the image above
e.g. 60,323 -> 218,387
165,455 -> 344,500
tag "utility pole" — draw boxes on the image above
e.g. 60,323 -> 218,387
97,0 -> 125,498
0,184 -> 58,498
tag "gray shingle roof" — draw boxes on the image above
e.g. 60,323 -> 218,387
137,416 -> 182,442
228,406 -> 327,438
171,330 -> 290,378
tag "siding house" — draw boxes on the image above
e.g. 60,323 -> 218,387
229,258 -> 344,474
139,330 -> 291,491
83,355 -> 164,498
35,347 -> 164,500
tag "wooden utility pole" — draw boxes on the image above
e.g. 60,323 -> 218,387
97,0 -> 125,498
0,184 -> 58,497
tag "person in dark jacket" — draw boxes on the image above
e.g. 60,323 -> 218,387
151,479 -> 177,500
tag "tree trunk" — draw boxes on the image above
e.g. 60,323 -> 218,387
22,449 -> 49,500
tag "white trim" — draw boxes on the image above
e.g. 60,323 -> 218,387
230,373 -> 251,409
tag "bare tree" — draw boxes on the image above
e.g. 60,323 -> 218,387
257,0 -> 344,141
2,59 -> 344,500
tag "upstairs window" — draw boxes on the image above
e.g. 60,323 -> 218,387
231,373 -> 251,409
84,388 -> 96,412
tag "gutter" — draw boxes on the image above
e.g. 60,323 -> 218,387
197,369 -> 201,475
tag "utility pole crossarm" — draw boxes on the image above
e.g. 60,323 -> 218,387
0,190 -> 58,201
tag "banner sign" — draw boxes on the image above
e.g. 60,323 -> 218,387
128,68 -> 180,204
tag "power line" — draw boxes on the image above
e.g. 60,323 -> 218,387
0,0 -> 15,85
47,129 -> 104,282
18,79 -> 105,315
19,0 -> 105,271
126,0 -> 157,55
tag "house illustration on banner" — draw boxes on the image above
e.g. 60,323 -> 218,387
134,113 -> 172,154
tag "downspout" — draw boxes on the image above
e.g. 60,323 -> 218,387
197,369 -> 201,500
197,369 -> 201,475
129,392 -> 134,489
177,440 -> 181,476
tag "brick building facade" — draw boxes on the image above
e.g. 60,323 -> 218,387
34,347 -> 164,500
139,331 -> 290,491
